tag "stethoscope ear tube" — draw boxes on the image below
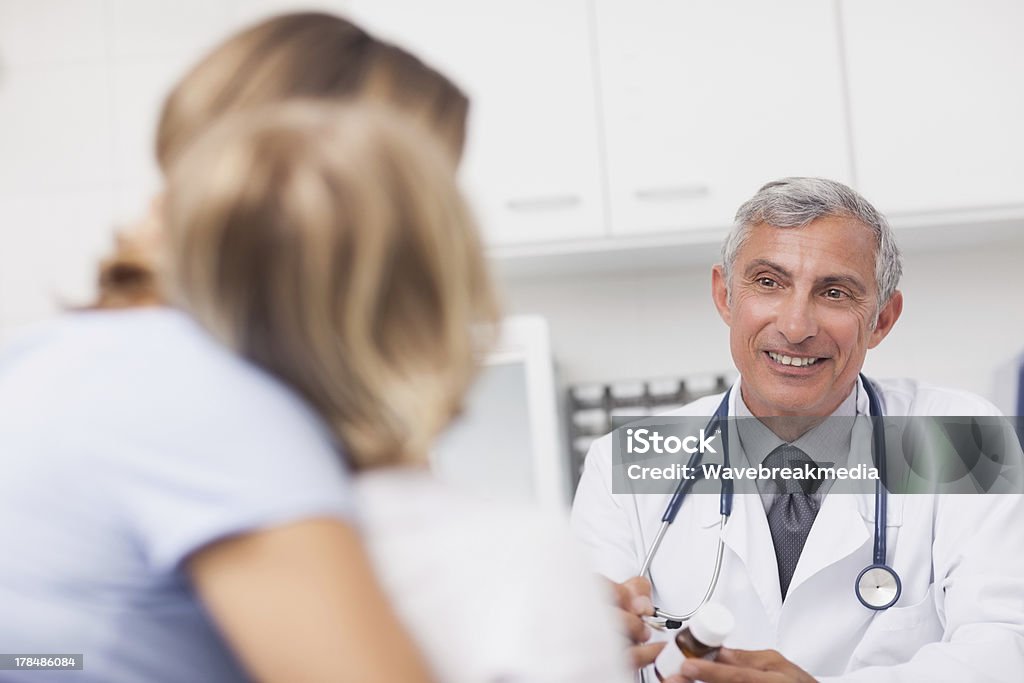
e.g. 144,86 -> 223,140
660,397 -> 731,524
661,451 -> 706,524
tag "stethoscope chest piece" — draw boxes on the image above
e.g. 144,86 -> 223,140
856,564 -> 902,610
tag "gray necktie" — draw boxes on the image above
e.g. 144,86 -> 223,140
764,444 -> 820,599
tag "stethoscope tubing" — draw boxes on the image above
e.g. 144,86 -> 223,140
660,389 -> 733,526
865,379 -> 888,566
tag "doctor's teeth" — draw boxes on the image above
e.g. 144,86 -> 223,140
768,352 -> 818,367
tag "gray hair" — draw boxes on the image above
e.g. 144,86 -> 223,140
722,177 -> 902,321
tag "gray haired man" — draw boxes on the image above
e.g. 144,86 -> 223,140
571,178 -> 1024,682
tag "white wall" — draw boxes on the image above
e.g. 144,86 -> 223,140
502,234 -> 1024,405
2,1 -> 1022,410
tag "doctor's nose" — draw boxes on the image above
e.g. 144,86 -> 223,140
775,295 -> 819,345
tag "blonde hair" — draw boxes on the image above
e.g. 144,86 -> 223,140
156,12 -> 469,167
96,11 -> 469,309
163,102 -> 497,468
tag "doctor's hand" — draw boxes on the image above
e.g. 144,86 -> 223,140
606,576 -> 664,669
667,648 -> 817,683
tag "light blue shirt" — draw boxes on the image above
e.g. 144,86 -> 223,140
0,309 -> 356,682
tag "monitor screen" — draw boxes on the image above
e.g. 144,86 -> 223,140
431,359 -> 535,502
428,316 -> 567,508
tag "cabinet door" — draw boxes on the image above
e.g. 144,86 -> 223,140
348,0 -> 606,246
595,0 -> 851,235
842,0 -> 1024,215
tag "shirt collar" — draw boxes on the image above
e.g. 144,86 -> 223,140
734,383 -> 858,468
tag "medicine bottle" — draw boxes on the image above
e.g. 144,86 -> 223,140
654,603 -> 735,679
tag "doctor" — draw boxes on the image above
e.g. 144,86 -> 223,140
571,178 -> 1024,682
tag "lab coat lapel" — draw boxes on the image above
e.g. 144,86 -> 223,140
785,491 -> 870,598
706,381 -> 784,620
721,489 -> 785,621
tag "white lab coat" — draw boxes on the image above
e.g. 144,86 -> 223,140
571,377 -> 1024,682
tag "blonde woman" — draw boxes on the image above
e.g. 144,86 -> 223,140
0,12 -> 459,683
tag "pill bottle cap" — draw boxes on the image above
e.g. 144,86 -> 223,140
688,603 -> 735,647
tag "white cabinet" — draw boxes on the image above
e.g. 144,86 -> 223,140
841,0 -> 1024,215
593,0 -> 852,235
347,0 -> 606,246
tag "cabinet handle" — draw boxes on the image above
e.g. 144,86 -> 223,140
505,194 -> 581,211
634,184 -> 710,201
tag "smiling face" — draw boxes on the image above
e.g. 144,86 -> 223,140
711,216 -> 903,417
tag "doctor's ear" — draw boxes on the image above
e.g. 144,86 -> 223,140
868,290 -> 903,349
711,265 -> 732,325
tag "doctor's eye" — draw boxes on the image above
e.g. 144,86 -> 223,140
824,288 -> 848,300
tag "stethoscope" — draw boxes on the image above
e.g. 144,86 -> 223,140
638,373 -> 901,629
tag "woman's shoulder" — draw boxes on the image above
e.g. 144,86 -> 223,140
0,308 -> 341,468
38,309 -> 323,426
